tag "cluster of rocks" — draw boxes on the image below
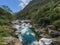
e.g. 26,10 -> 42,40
34,24 -> 60,45
9,20 -> 60,45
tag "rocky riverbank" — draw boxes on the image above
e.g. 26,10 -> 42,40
4,20 -> 60,45
33,24 -> 60,45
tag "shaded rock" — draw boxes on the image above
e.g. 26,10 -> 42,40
47,27 -> 60,38
51,41 -> 60,45
49,30 -> 60,38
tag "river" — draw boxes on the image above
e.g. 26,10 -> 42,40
17,23 -> 37,45
14,20 -> 53,45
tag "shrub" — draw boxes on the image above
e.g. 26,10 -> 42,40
52,20 -> 60,28
0,26 -> 11,37
54,7 -> 60,13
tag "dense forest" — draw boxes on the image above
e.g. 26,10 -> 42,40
17,0 -> 60,28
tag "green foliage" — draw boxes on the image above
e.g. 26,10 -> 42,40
16,0 -> 60,28
0,37 -> 5,42
0,6 -> 15,25
0,6 -> 14,45
0,26 -> 11,37
0,26 -> 11,45
0,6 -> 13,38
54,7 -> 60,13
53,20 -> 60,27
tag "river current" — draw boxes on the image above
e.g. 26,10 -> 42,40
16,23 -> 52,45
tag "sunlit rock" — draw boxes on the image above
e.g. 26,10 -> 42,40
39,38 -> 53,45
31,41 -> 39,45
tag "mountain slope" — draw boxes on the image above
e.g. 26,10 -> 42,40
0,6 -> 15,25
17,0 -> 58,19
17,0 -> 60,28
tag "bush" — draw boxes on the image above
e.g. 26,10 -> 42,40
0,26 -> 11,37
54,7 -> 60,13
53,20 -> 60,28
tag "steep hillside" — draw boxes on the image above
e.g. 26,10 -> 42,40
17,0 -> 60,27
0,6 -> 15,25
0,6 -> 15,45
16,0 -> 60,29
17,0 -> 58,19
